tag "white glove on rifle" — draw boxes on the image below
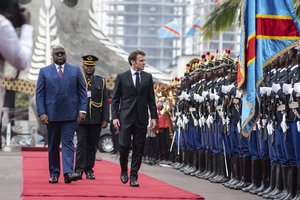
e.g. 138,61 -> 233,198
282,83 -> 293,95
271,83 -> 281,93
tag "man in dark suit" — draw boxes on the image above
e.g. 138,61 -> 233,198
75,55 -> 109,180
36,44 -> 88,184
112,50 -> 158,187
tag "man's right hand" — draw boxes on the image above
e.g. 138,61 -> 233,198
112,119 -> 120,134
39,114 -> 48,125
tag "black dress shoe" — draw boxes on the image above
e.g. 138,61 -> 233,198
86,172 -> 95,179
64,172 -> 81,183
130,178 -> 139,187
120,172 -> 128,184
49,176 -> 58,184
72,172 -> 82,181
76,171 -> 83,180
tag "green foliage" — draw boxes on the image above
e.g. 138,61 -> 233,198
294,0 -> 300,20
202,0 -> 242,40
202,0 -> 300,40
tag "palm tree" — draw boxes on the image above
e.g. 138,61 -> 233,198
203,0 -> 300,40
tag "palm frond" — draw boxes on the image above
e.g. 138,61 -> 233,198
293,0 -> 300,20
202,0 -> 242,40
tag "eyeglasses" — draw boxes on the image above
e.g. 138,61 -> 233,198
54,52 -> 65,56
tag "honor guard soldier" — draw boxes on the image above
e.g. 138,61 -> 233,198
75,55 -> 109,179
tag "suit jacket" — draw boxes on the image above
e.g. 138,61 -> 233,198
112,70 -> 158,127
36,63 -> 88,121
81,75 -> 109,125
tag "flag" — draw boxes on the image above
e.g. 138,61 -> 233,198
157,18 -> 181,39
238,0 -> 300,137
186,19 -> 203,37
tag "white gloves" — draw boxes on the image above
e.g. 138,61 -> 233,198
260,87 -> 267,95
294,82 -> 300,94
236,90 -> 242,99
193,94 -> 204,103
266,87 -> 272,96
202,91 -> 208,98
271,83 -> 281,93
282,83 -> 293,95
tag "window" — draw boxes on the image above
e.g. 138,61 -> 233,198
210,42 -> 219,50
223,33 -> 235,41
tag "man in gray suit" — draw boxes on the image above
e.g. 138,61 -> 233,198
112,50 -> 157,187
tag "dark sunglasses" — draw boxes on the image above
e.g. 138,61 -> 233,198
54,52 -> 65,56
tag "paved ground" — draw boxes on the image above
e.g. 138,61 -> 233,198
0,149 -> 264,200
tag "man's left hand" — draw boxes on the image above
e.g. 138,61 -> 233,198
77,113 -> 86,124
149,119 -> 157,131
102,121 -> 108,128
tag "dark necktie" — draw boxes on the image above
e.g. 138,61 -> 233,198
135,72 -> 140,90
58,65 -> 63,79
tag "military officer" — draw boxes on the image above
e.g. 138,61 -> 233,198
75,55 -> 109,179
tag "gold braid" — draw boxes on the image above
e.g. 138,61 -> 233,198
89,78 -> 105,119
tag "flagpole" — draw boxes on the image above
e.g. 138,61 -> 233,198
180,13 -> 184,56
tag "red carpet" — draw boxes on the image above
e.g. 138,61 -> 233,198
21,149 -> 204,200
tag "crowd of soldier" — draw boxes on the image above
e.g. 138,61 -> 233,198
143,47 -> 300,200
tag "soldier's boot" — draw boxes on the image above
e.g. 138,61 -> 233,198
223,156 -> 236,187
198,150 -> 212,179
258,161 -> 277,196
263,163 -> 283,199
197,149 -> 210,178
204,152 -> 218,180
187,150 -> 197,174
210,154 -> 230,183
184,150 -> 194,172
190,150 -> 201,176
186,150 -> 198,175
242,158 -> 261,192
173,149 -> 185,170
208,153 -> 222,183
224,156 -> 240,187
195,149 -> 206,177
233,156 -> 251,190
272,165 -> 288,199
276,165 -> 297,200
180,150 -> 190,171
210,153 -> 225,182
183,150 -> 192,173
171,149 -> 181,168
291,166 -> 300,200
179,150 -> 187,171
250,157 -> 270,194
228,156 -> 242,188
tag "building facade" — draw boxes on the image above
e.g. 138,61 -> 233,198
94,0 -> 240,71
187,0 -> 240,57
94,0 -> 188,70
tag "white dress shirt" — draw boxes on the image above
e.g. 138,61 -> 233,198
55,63 -> 65,73
130,68 -> 140,87
0,14 -> 33,71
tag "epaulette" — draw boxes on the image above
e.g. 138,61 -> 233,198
94,74 -> 104,79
